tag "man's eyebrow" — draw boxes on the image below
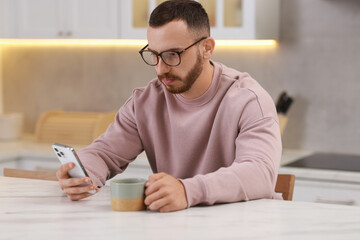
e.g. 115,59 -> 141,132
147,47 -> 182,53
147,47 -> 158,54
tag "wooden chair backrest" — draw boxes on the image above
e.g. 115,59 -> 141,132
3,168 -> 58,181
275,174 -> 295,200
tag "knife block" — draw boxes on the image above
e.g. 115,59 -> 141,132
277,113 -> 288,136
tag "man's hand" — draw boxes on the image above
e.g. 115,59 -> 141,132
144,172 -> 188,213
56,162 -> 99,201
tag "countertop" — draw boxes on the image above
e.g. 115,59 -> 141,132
279,149 -> 360,184
0,135 -> 150,166
1,136 -> 360,184
1,176 -> 360,240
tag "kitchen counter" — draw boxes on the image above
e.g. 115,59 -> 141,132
0,135 -> 58,161
1,176 -> 360,240
1,136 -> 360,184
279,149 -> 360,184
0,135 -> 150,177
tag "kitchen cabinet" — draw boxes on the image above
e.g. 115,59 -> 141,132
2,0 -> 279,40
293,179 -> 360,206
281,152 -> 360,206
5,0 -> 118,39
0,0 -> 10,37
0,156 -> 60,174
119,0 -> 279,39
0,159 -> 17,174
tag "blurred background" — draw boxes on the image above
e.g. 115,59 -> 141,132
1,0 -> 360,154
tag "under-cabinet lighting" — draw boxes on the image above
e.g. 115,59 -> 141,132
0,39 -> 277,47
216,40 -> 276,47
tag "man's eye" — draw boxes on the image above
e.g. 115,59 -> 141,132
165,52 -> 177,58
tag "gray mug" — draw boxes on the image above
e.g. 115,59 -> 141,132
110,178 -> 147,211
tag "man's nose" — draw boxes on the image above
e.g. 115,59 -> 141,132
155,57 -> 170,75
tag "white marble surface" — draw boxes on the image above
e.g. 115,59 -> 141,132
1,177 -> 360,240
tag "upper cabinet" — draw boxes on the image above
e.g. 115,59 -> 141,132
2,0 -> 118,39
1,0 -> 279,40
0,0 -> 11,38
119,0 -> 280,40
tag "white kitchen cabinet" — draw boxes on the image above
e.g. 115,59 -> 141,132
6,0 -> 118,39
0,156 -> 60,175
0,0 -> 11,37
0,159 -> 17,175
119,0 -> 279,39
293,179 -> 360,206
16,156 -> 60,171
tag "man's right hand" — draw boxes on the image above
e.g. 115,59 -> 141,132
56,162 -> 99,201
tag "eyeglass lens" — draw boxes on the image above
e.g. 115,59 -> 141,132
142,51 -> 180,66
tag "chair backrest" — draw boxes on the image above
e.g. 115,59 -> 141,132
3,168 -> 58,181
275,174 -> 295,201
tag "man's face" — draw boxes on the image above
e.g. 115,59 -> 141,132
147,20 -> 204,94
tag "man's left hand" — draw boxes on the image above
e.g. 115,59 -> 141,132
144,172 -> 188,212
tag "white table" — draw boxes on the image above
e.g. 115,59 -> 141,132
1,177 -> 360,240
1,138 -> 360,206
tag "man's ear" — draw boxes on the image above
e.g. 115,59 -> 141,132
202,37 -> 215,59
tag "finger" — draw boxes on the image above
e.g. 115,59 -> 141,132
145,178 -> 164,196
56,162 -> 75,180
63,184 -> 97,195
148,197 -> 169,211
146,172 -> 166,186
159,204 -> 175,213
59,177 -> 91,189
144,187 -> 167,206
67,192 -> 95,201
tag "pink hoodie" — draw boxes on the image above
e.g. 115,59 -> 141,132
78,61 -> 282,207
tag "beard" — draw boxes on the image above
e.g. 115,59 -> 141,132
158,52 -> 203,94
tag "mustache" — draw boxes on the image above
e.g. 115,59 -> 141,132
158,73 -> 181,81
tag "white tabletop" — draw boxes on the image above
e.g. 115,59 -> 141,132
1,176 -> 360,240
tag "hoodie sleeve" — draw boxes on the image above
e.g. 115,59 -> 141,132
77,95 -> 144,187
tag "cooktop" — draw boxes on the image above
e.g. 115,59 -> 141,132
284,152 -> 360,172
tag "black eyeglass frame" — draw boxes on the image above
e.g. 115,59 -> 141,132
139,36 -> 208,67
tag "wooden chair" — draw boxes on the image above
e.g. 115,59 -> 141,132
3,168 -> 58,181
275,174 -> 295,201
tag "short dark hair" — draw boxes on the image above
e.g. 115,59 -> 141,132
149,0 -> 210,38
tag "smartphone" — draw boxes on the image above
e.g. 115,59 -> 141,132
52,143 -> 96,194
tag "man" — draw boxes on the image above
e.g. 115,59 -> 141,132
57,0 -> 282,213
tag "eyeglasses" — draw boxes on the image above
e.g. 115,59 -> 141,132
139,37 -> 207,67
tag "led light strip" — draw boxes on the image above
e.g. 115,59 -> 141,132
215,40 -> 276,47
